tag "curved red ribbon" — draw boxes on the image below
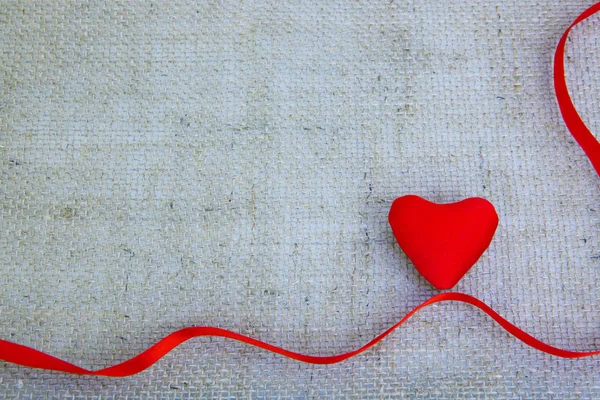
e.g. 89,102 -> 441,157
2,2 -> 600,377
0,292 -> 598,377
554,2 -> 600,176
555,2 -> 600,176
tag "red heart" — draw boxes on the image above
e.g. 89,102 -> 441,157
388,195 -> 498,290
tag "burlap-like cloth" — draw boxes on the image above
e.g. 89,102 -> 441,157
1,1 -> 599,398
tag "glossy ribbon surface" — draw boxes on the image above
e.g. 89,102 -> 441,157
1,2 -> 599,376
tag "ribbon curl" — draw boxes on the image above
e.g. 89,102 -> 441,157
1,2 -> 600,376
554,2 -> 600,176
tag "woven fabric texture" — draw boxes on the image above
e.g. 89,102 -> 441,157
1,1 -> 599,398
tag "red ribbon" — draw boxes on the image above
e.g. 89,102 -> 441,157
2,2 -> 600,377
555,2 -> 600,176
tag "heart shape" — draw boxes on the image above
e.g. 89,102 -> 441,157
388,195 -> 499,290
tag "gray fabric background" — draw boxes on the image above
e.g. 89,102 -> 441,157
1,1 -> 599,398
